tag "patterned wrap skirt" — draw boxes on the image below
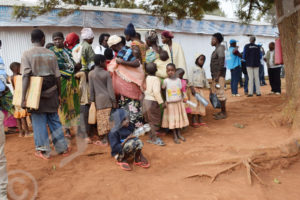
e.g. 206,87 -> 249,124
96,108 -> 112,136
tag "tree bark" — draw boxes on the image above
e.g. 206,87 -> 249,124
275,0 -> 300,131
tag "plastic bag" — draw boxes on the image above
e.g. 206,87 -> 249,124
209,93 -> 221,109
88,102 -> 97,124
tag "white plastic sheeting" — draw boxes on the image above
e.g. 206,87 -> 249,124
0,27 -> 274,80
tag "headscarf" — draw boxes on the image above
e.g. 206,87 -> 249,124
145,30 -> 158,45
212,33 -> 224,43
81,28 -> 94,40
107,35 -> 122,47
64,32 -> 80,50
124,23 -> 136,37
161,30 -> 174,39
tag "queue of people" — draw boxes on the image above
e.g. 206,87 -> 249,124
0,24 -> 283,198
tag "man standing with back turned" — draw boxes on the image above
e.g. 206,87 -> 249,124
21,29 -> 70,160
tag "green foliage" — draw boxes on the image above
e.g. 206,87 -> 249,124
206,7 -> 227,17
235,0 -> 274,23
13,0 -> 137,20
12,0 -> 276,25
13,0 -> 218,25
140,0 -> 219,25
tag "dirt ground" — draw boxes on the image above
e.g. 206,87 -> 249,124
5,81 -> 300,200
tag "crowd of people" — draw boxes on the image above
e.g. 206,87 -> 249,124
0,23 -> 282,199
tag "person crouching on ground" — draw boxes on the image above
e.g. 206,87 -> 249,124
89,54 -> 117,145
143,63 -> 165,146
109,109 -> 150,171
161,63 -> 189,144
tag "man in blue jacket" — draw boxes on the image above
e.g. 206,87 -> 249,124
226,39 -> 242,96
243,36 -> 262,97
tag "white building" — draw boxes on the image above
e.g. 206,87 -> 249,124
0,0 -> 278,79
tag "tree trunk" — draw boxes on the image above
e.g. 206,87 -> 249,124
275,0 -> 300,131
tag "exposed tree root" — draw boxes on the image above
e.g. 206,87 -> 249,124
186,137 -> 300,185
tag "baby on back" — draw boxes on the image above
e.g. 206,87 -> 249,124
154,50 -> 170,79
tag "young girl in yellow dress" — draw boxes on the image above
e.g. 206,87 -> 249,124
162,63 -> 189,144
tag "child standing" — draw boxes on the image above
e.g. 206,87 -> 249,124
188,55 -> 210,127
10,62 -> 32,137
75,69 -> 91,144
109,109 -> 150,171
89,55 -> 116,145
162,63 -> 189,144
143,63 -> 165,146
175,68 -> 191,114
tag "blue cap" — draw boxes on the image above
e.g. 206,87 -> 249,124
229,39 -> 237,44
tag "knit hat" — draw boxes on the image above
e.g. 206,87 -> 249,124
124,23 -> 136,37
81,28 -> 94,40
212,33 -> 224,43
107,35 -> 122,47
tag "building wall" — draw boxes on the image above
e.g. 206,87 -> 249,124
0,26 -> 275,80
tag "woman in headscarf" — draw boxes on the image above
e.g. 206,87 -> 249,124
161,30 -> 188,79
107,35 -> 145,128
80,28 -> 95,71
64,32 -> 80,51
124,23 -> 147,65
49,32 -> 80,137
145,30 -> 170,79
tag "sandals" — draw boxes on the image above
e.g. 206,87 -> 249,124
178,135 -> 186,142
85,137 -> 92,144
173,138 -> 180,144
62,147 -> 72,157
35,151 -> 50,160
214,113 -> 227,120
116,162 -> 132,171
191,123 -> 200,128
24,132 -> 34,137
134,161 -> 150,168
198,122 -> 207,126
93,140 -> 106,146
147,137 -> 165,146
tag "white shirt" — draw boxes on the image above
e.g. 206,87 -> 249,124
269,51 -> 281,69
94,45 -> 106,55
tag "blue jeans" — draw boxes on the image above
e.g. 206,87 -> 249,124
31,112 -> 68,154
244,74 -> 256,94
230,67 -> 241,94
259,64 -> 266,85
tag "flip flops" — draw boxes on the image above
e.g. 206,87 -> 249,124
93,140 -> 106,146
134,161 -> 150,168
116,162 -> 132,171
191,123 -> 200,128
198,122 -> 207,126
62,147 -> 72,157
34,151 -> 50,160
